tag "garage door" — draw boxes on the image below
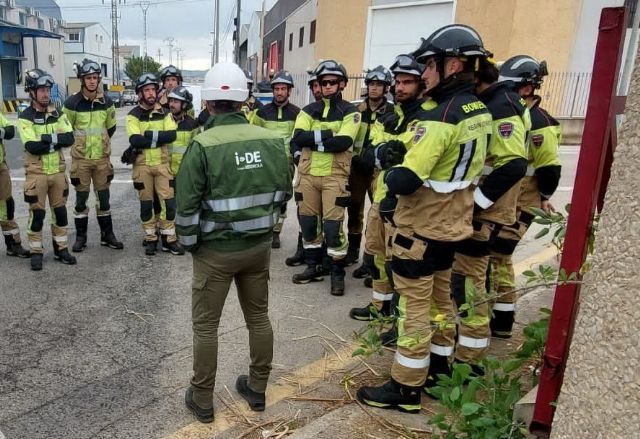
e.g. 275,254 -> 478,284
364,1 -> 454,69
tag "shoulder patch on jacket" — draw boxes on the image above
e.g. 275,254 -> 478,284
531,133 -> 544,147
498,121 -> 514,138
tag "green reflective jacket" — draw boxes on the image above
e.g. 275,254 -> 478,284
63,91 -> 117,160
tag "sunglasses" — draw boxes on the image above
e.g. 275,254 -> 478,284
320,79 -> 340,87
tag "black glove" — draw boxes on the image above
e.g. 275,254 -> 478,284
379,193 -> 398,226
293,150 -> 301,167
121,145 -> 140,165
378,140 -> 407,169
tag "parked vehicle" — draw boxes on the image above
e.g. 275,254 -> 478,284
106,90 -> 122,108
122,89 -> 138,105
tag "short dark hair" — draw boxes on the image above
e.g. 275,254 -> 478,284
210,100 -> 242,114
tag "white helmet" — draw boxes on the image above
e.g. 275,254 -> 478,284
202,62 -> 248,102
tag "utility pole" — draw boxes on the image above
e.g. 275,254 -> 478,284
175,48 -> 183,70
234,0 -> 241,64
156,47 -> 162,64
164,36 -> 175,65
214,0 -> 220,64
259,0 -> 265,79
139,1 -> 150,72
103,0 -> 124,86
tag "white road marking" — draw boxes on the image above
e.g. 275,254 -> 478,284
11,177 -> 133,184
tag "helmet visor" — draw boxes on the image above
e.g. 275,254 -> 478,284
390,55 -> 424,76
366,70 -> 388,82
36,75 -> 55,88
80,61 -> 101,76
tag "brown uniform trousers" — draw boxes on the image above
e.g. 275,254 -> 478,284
132,163 -> 177,242
190,240 -> 273,409
0,163 -> 24,244
364,202 -> 394,308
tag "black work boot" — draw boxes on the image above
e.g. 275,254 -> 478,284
380,327 -> 397,347
145,239 -> 158,256
285,233 -> 304,266
320,244 -> 331,276
349,300 -> 391,321
53,240 -> 77,265
490,305 -> 515,339
97,215 -> 124,249
72,217 -> 88,252
235,375 -> 266,412
344,233 -> 362,266
357,379 -> 422,413
161,235 -> 185,255
271,231 -> 281,249
184,388 -> 214,423
330,261 -> 346,296
292,248 -> 324,284
31,253 -> 43,271
364,276 -> 373,288
423,353 -> 452,397
4,235 -> 30,258
353,251 -> 372,278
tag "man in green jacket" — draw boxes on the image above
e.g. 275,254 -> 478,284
176,62 -> 291,423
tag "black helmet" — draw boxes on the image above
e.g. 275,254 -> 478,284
135,72 -> 159,93
242,68 -> 254,85
306,68 -> 317,85
24,68 -> 55,92
271,70 -> 294,87
75,58 -> 102,78
167,85 -> 193,109
413,24 -> 488,63
499,55 -> 548,89
365,65 -> 392,85
159,65 -> 183,83
313,60 -> 347,80
389,55 -> 424,77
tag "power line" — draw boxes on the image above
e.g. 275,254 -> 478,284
36,0 -> 210,11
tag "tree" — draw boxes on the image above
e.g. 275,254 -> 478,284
124,56 -> 161,82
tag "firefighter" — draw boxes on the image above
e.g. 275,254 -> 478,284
158,65 -> 183,109
167,85 -> 199,175
251,70 -> 300,248
0,112 -> 29,258
489,56 -> 561,338
357,26 -> 493,412
18,69 -> 76,271
176,62 -> 291,422
123,73 -> 182,256
290,60 -> 361,296
345,66 -> 394,268
449,52 -> 530,371
349,56 -> 425,326
241,69 -> 263,123
64,58 -> 122,253
285,69 -> 322,267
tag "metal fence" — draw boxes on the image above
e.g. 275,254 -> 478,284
288,71 -> 592,119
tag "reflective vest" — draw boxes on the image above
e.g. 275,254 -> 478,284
169,114 -> 199,174
126,104 -> 177,167
175,112 -> 292,252
354,98 -> 394,156
63,91 -> 117,160
251,101 -> 300,155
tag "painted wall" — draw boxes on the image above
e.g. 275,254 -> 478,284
283,0 -> 316,76
62,24 -> 112,87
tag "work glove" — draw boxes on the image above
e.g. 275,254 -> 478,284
120,145 -> 140,165
379,193 -> 398,226
377,140 -> 406,169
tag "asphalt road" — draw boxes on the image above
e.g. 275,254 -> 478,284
0,106 -> 579,439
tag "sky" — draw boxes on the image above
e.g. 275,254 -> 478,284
56,0 -> 276,70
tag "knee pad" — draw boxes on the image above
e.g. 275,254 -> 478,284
451,272 -> 468,314
164,197 -> 176,221
30,209 -> 46,232
323,220 -> 342,248
140,200 -> 154,222
391,256 -> 431,279
455,237 -> 491,258
53,206 -> 68,227
75,191 -> 90,214
299,215 -> 319,242
96,189 -> 111,213
153,192 -> 162,215
6,197 -> 15,220
492,237 -> 519,256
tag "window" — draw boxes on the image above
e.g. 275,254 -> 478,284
0,8 -> 6,20
298,26 -> 304,48
68,32 -> 80,42
101,63 -> 108,78
288,32 -> 293,51
37,18 -> 44,29
19,12 -> 26,25
310,20 -> 316,44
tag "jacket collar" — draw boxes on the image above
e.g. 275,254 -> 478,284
204,111 -> 247,130
429,81 -> 475,104
477,81 -> 510,104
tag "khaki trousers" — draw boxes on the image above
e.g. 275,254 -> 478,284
190,240 -> 273,408
364,202 -> 393,308
132,163 -> 176,242
0,163 -> 22,243
23,172 -> 69,253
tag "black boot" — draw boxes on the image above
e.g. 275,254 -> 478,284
490,304 -> 515,339
330,260 -> 346,296
97,215 -> 124,249
349,300 -> 391,321
161,235 -> 185,255
357,379 -> 422,413
271,231 -> 281,249
4,234 -> 30,258
344,233 -> 361,266
31,253 -> 43,271
184,388 -> 214,423
380,327 -> 397,347
53,240 -> 77,265
292,247 -> 324,284
364,276 -> 373,288
423,353 -> 452,397
320,244 -> 331,276
145,238 -> 158,255
72,217 -> 88,252
353,252 -> 372,278
285,233 -> 304,266
235,375 -> 266,412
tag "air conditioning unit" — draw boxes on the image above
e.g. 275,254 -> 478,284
27,7 -> 35,16
48,54 -> 55,66
35,10 -> 41,18
7,0 -> 15,9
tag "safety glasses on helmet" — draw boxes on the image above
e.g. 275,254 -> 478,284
80,61 -> 101,75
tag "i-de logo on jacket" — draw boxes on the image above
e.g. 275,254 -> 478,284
234,151 -> 263,170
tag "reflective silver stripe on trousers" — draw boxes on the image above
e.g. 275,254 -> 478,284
327,247 -> 348,258
179,234 -> 198,246
451,140 -> 474,181
423,179 -> 473,193
206,191 -> 287,212
30,241 -> 43,248
200,212 -> 278,233
458,335 -> 490,349
53,235 -> 68,243
2,229 -> 19,236
430,344 -> 454,357
394,351 -> 430,369
176,213 -> 200,226
372,291 -> 394,301
493,302 -> 516,312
